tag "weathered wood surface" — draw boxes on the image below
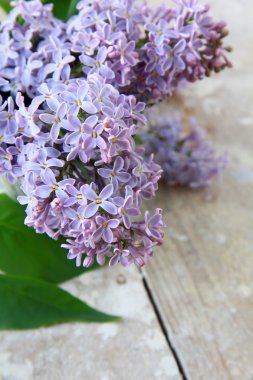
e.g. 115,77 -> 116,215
143,0 -> 253,379
0,266 -> 182,380
1,1 -> 253,379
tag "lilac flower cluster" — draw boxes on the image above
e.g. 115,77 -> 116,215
0,73 -> 164,268
67,0 -> 231,101
0,0 -> 68,98
0,0 -> 231,103
141,114 -> 228,189
0,0 -> 231,269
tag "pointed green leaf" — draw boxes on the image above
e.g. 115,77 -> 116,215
0,194 -> 98,283
66,0 -> 79,20
0,0 -> 79,22
42,0 -> 69,21
0,0 -> 11,14
41,0 -> 78,21
0,274 -> 120,330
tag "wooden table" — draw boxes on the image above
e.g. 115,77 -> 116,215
0,1 -> 252,379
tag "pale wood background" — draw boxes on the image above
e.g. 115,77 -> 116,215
144,0 -> 253,378
0,1 -> 253,379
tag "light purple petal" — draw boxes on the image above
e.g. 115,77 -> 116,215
83,202 -> 99,218
47,98 -> 60,111
17,195 -> 30,205
86,115 -> 98,127
112,196 -> 124,206
109,254 -> 119,267
66,131 -> 81,145
81,55 -> 95,67
84,136 -> 95,149
46,158 -> 64,167
101,106 -> 114,117
36,185 -> 52,198
122,213 -> 131,229
43,167 -> 56,185
97,254 -> 106,266
61,91 -> 76,103
96,136 -> 106,149
68,115 -> 81,129
30,95 -> 44,110
81,101 -> 97,114
108,219 -> 120,228
149,213 -> 161,226
114,156 -> 124,171
102,200 -> 117,215
77,83 -> 88,99
50,124 -> 61,140
82,186 -> 97,201
100,184 -> 113,200
103,227 -> 113,243
174,56 -> 185,70
57,102 -> 67,118
39,113 -> 55,124
127,207 -> 140,217
97,46 -> 107,63
124,196 -> 133,208
100,65 -> 115,79
121,256 -> 129,267
117,172 -> 131,182
97,168 -> 111,178
174,39 -> 186,53
93,227 -> 103,242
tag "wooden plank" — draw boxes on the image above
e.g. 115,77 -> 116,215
143,0 -> 253,379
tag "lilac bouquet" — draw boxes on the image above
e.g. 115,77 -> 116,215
0,0 -> 231,270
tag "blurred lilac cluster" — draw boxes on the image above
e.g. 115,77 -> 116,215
0,0 -> 231,268
141,114 -> 228,188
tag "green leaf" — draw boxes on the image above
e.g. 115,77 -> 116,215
134,135 -> 143,145
66,0 -> 79,20
0,0 -> 12,13
42,0 -> 78,21
0,194 -> 98,283
41,0 -> 69,21
0,274 -> 120,329
0,0 -> 79,21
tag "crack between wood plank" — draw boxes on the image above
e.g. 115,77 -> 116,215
141,271 -> 188,380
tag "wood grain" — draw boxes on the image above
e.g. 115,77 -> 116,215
144,0 -> 253,379
1,1 -> 253,379
0,266 -> 183,380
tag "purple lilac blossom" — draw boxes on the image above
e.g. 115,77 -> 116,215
0,72 -> 164,268
0,0 -> 68,98
141,114 -> 228,189
0,0 -> 231,269
66,0 -> 231,102
0,0 -> 231,103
